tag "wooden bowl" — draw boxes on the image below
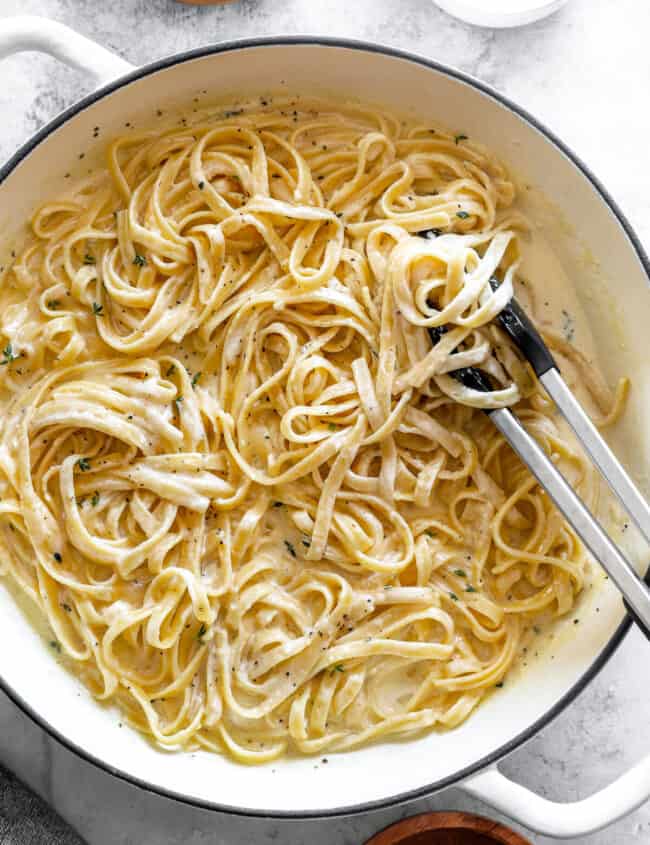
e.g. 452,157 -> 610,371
365,812 -> 533,845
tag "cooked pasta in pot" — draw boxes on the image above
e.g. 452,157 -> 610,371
0,97 -> 625,762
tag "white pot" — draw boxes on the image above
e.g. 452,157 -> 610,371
0,17 -> 649,838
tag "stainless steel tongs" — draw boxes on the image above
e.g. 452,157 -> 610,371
427,282 -> 650,637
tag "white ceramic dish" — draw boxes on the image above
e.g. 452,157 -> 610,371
0,17 -> 649,839
432,0 -> 570,28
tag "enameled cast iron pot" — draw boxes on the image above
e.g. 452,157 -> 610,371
0,17 -> 649,838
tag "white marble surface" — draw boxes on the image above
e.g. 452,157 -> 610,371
0,1 -> 649,842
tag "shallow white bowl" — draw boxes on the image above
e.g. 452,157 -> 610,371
432,0 -> 570,28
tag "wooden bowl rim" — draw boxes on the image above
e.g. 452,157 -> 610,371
364,811 -> 533,845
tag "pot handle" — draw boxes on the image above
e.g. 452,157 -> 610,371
462,756 -> 650,839
0,16 -> 134,88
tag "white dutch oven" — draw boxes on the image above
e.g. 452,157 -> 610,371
0,16 -> 649,839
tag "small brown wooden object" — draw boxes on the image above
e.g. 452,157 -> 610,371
364,812 -> 534,845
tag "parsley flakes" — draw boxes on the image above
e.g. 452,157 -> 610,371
0,344 -> 18,366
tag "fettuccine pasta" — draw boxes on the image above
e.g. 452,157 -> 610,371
0,97 -> 620,762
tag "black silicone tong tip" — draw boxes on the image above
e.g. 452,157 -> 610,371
488,277 -> 556,377
453,366 -> 494,396
428,325 -> 494,405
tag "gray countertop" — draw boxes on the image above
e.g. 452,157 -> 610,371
0,1 -> 649,842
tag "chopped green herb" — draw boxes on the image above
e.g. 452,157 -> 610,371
165,364 -> 176,377
454,134 -> 468,144
284,540 -> 296,558
328,423 -> 337,431
454,569 -> 467,578
62,603 -> 72,613
533,625 -> 541,635
197,622 -> 208,641
77,457 -> 91,472
332,664 -> 345,673
49,640 -> 62,653
174,395 -> 183,408
272,501 -> 284,508
133,253 -> 147,267
456,211 -> 470,220
425,530 -> 434,538
449,592 -> 459,601
0,344 -> 18,366
561,309 -> 575,343
466,585 -> 477,593
198,181 -> 205,190
191,371 -> 202,387
46,299 -> 60,310
92,302 -> 103,316
53,552 -> 62,563
83,254 -> 96,265
302,538 -> 311,548
495,681 -> 504,688
90,491 -> 100,507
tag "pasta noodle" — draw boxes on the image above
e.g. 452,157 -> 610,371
0,97 -> 620,762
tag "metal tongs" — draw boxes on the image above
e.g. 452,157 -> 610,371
428,279 -> 650,637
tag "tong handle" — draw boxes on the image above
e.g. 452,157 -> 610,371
540,368 -> 650,547
491,408 -> 650,640
489,278 -> 650,545
428,298 -> 650,637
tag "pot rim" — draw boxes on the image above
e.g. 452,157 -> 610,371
0,34 -> 646,820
